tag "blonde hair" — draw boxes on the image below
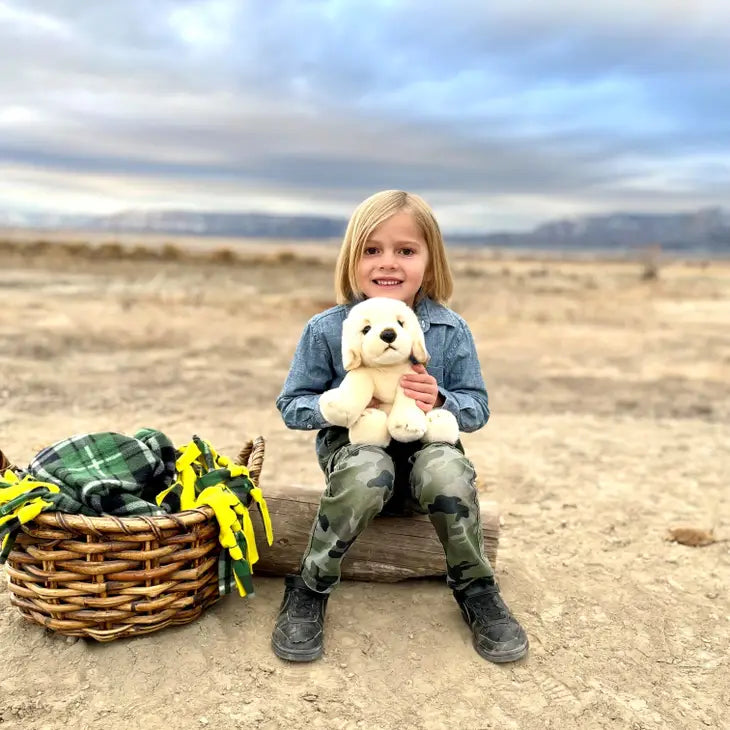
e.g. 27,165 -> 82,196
334,190 -> 454,305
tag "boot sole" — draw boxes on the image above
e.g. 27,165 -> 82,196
271,637 -> 323,663
473,636 -> 529,664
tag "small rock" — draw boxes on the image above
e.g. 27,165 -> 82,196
302,693 -> 318,702
199,718 -> 209,726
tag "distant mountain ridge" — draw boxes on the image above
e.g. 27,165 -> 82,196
478,207 -> 730,253
1,206 -> 729,252
0,210 -> 348,239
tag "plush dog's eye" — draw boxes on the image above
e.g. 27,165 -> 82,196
397,320 -> 404,327
362,325 -> 371,334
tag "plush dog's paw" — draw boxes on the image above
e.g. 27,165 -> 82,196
388,409 -> 427,443
318,389 -> 353,427
422,408 -> 459,444
350,408 -> 390,447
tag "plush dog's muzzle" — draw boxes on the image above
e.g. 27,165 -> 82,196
379,328 -> 396,343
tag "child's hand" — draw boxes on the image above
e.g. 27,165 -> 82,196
401,364 -> 443,413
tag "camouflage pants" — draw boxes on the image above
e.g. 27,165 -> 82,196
300,427 -> 494,594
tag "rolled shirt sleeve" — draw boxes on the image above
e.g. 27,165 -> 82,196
437,320 -> 490,433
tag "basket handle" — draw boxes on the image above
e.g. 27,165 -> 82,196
236,436 -> 265,486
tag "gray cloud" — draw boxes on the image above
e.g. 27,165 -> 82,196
1,0 -> 729,231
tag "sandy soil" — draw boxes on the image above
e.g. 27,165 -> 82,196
0,238 -> 728,730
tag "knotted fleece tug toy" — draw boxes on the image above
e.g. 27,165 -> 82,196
157,435 -> 274,597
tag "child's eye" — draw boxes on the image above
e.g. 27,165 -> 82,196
362,325 -> 371,334
363,247 -> 379,256
400,248 -> 415,256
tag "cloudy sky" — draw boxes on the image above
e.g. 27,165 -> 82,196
1,0 -> 729,232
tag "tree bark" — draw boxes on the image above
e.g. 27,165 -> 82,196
251,483 -> 500,583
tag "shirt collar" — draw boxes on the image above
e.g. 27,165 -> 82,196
414,296 -> 453,332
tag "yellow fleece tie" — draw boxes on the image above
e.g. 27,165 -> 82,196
154,438 -> 274,597
0,470 -> 60,554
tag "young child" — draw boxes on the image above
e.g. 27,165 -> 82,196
272,190 -> 528,664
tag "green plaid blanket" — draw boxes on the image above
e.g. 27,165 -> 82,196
23,428 -> 177,516
0,429 -> 260,597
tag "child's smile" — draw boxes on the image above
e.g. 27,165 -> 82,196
372,276 -> 403,288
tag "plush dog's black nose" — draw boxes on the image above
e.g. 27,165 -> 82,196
380,328 -> 396,343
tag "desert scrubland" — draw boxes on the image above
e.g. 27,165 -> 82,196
0,233 -> 728,729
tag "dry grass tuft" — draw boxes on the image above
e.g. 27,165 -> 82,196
160,243 -> 183,261
127,245 -> 157,260
271,250 -> 296,264
21,240 -> 54,256
96,242 -> 125,259
639,243 -> 662,280
210,247 -> 237,264
58,241 -> 89,257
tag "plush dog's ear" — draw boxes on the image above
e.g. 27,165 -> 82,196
404,309 -> 429,364
341,315 -> 363,371
343,343 -> 361,371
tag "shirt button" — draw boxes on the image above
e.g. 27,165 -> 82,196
420,320 -> 427,328
307,424 -> 313,429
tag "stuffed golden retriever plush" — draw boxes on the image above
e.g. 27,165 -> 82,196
318,297 -> 459,447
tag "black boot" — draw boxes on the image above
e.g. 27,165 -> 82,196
453,578 -> 529,663
271,575 -> 329,662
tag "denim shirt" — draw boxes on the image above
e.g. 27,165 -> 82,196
276,297 -> 490,438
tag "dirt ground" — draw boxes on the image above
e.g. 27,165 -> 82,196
0,236 -> 728,730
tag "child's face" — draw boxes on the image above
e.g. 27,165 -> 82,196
355,210 -> 429,308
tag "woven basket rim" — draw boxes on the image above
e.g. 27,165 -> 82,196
29,506 -> 215,532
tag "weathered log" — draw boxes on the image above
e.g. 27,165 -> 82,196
251,483 -> 500,583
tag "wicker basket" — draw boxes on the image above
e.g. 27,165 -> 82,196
2,436 -> 265,642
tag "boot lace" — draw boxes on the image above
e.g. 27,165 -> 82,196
289,586 -> 323,618
466,586 -> 510,622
